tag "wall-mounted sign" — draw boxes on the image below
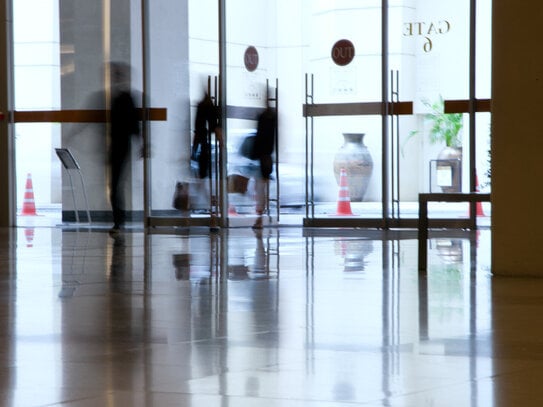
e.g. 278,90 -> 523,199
331,39 -> 355,66
244,46 -> 259,72
403,20 -> 451,53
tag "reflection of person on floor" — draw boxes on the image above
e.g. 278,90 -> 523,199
172,253 -> 191,280
109,232 -> 128,290
251,229 -> 268,275
252,106 -> 276,229
108,62 -> 141,231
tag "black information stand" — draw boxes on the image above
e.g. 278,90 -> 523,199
55,148 -> 91,223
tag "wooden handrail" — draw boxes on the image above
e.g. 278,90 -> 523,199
12,108 -> 167,123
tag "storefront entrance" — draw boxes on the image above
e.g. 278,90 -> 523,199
6,0 -> 491,229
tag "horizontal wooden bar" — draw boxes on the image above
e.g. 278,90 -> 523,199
419,192 -> 491,203
303,101 -> 413,117
226,105 -> 265,121
389,101 -> 414,115
13,108 -> 167,123
304,102 -> 380,117
444,99 -> 491,114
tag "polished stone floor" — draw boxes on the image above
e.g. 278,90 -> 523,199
1,224 -> 542,406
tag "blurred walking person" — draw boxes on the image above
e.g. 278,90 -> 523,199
191,92 -> 222,179
191,92 -> 222,210
252,105 -> 276,229
108,62 -> 141,232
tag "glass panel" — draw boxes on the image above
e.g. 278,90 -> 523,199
13,0 -> 62,225
393,0 -> 471,219
224,0 -> 278,226
307,1 -> 383,218
146,0 -> 198,220
312,117 -> 382,218
476,112 -> 491,224
15,1 -> 146,227
476,0 -> 492,226
476,0 -> 492,99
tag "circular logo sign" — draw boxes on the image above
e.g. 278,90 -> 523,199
331,39 -> 355,66
244,46 -> 259,72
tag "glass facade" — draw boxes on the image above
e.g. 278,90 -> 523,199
9,0 -> 491,228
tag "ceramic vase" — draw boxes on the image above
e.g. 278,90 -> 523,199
333,133 -> 373,202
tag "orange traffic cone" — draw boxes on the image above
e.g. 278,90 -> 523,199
336,168 -> 354,216
21,173 -> 37,216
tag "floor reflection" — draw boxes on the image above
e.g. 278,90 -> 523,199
0,226 -> 515,405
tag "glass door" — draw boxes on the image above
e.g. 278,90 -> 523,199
302,1 -> 384,227
13,0 -> 148,229
10,0 -> 491,230
223,0 -> 280,227
392,0 -> 491,226
146,0 -> 221,228
301,0 -> 491,228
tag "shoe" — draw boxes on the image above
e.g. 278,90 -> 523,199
252,217 -> 263,229
109,224 -> 123,235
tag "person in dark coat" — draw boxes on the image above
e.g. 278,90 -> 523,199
108,62 -> 140,231
192,93 -> 222,179
252,106 -> 276,229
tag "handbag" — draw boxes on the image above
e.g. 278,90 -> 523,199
227,174 -> 250,194
172,181 -> 189,210
239,134 -> 259,160
190,145 -> 201,162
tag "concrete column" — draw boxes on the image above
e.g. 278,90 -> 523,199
491,0 -> 543,276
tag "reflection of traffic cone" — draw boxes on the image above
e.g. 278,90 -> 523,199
24,228 -> 35,247
336,168 -> 354,216
21,173 -> 37,216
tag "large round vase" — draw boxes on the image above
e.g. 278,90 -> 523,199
333,133 -> 374,202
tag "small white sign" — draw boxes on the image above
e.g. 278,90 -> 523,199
330,66 -> 356,95
436,165 -> 452,187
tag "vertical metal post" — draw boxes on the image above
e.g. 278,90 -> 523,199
141,0 -> 151,226
390,70 -> 400,219
381,0 -> 390,227
469,0 -> 477,223
304,74 -> 311,220
418,196 -> 428,272
218,0 -> 227,229
274,78 -> 279,221
390,71 -> 395,218
207,76 -> 214,224
310,74 -> 315,219
0,0 -> 15,227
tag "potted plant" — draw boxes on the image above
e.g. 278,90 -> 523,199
421,96 -> 463,149
408,96 -> 464,192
